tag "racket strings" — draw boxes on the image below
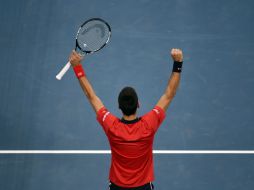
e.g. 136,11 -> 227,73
77,20 -> 110,52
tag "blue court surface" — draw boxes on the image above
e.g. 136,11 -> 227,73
0,0 -> 254,189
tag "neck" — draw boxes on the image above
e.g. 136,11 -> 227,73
123,114 -> 137,121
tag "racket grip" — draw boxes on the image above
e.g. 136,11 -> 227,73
56,61 -> 71,80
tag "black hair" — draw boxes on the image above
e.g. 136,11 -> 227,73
118,86 -> 138,116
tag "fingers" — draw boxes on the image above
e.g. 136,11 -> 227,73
69,50 -> 84,66
171,48 -> 183,62
72,50 -> 83,59
171,48 -> 182,55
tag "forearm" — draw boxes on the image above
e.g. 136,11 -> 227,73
156,72 -> 181,111
163,72 -> 181,100
156,48 -> 183,111
69,50 -> 104,113
78,76 -> 97,100
78,76 -> 104,112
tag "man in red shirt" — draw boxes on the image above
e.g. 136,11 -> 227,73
69,48 -> 183,190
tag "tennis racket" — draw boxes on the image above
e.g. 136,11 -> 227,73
56,18 -> 111,80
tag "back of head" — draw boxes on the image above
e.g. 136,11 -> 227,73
118,86 -> 138,116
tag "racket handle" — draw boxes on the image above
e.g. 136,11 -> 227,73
56,61 -> 71,80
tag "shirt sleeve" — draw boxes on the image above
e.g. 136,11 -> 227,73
142,106 -> 166,132
96,107 -> 117,135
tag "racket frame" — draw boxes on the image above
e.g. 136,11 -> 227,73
56,18 -> 111,80
75,18 -> 111,54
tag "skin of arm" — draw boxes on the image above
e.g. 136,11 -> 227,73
69,50 -> 104,113
156,48 -> 183,112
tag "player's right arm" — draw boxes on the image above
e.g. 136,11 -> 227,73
156,48 -> 183,112
69,50 -> 104,113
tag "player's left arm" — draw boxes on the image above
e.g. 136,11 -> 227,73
69,50 -> 104,113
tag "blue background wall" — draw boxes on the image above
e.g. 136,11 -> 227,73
0,0 -> 254,189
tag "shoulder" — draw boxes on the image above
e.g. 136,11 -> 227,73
142,106 -> 166,120
140,106 -> 166,132
97,107 -> 119,124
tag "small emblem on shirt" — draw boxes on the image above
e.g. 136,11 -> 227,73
153,109 -> 160,115
102,112 -> 110,122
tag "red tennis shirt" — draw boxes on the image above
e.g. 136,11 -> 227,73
97,106 -> 166,188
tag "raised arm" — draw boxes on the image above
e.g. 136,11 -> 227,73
156,48 -> 183,112
69,50 -> 104,113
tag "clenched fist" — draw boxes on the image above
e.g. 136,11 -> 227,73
171,48 -> 183,62
69,50 -> 84,66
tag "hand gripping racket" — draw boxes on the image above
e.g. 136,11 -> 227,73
56,18 -> 111,80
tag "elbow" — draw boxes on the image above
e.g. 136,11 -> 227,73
165,89 -> 177,100
88,94 -> 99,103
85,91 -> 96,101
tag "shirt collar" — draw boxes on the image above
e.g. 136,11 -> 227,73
120,117 -> 140,124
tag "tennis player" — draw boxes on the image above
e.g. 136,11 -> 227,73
69,48 -> 183,190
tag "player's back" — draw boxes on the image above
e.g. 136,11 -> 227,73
97,106 -> 165,187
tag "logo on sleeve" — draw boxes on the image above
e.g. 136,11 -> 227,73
153,109 -> 160,115
102,112 -> 110,122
